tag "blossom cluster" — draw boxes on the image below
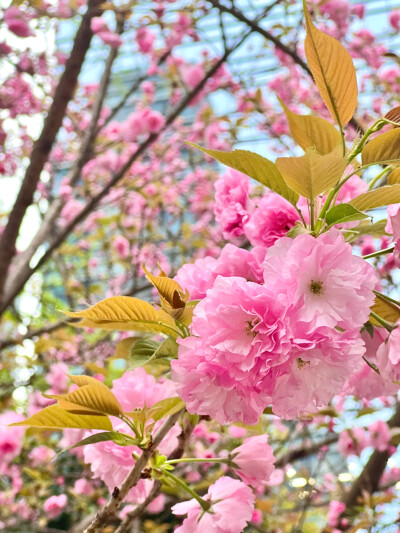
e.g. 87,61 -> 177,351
172,216 -> 383,422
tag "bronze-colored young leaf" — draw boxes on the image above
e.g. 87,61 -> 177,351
188,143 -> 298,206
65,296 -> 180,337
350,184 -> 400,211
68,374 -> 106,388
388,168 -> 400,185
370,294 -> 400,326
9,405 -> 113,430
384,105 -> 400,125
276,146 -> 347,199
303,1 -> 358,128
47,383 -> 124,417
279,97 -> 341,155
143,265 -> 189,309
361,129 -> 400,166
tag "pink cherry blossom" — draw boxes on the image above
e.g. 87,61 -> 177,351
214,169 -> 252,240
174,243 -> 263,299
4,7 -> 33,38
389,10 -> 400,31
97,31 -> 123,49
113,235 -> 130,258
231,435 -> 275,489
192,276 -> 291,369
263,229 -> 377,333
182,65 -> 204,89
144,110 -> 165,132
244,193 -> 300,248
90,17 -> 108,33
172,336 -> 270,425
267,331 -> 365,419
368,419 -> 391,452
352,4 -> 365,19
376,326 -> 400,383
338,427 -> 368,457
136,27 -> 155,54
0,411 -> 25,473
74,478 -> 94,496
28,445 -> 55,467
172,476 -> 255,533
327,500 -> 346,527
43,494 -> 67,519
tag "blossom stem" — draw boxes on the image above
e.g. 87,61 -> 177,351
120,415 -> 141,440
362,246 -> 395,259
368,166 -> 392,190
369,311 -> 397,332
165,457 -> 229,465
162,469 -> 211,511
347,119 -> 385,163
373,290 -> 400,307
315,187 -> 337,233
310,199 -> 315,232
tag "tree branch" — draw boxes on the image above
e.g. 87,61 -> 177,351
3,15 -> 124,305
0,20 -> 256,316
114,481 -> 162,533
207,0 -> 364,133
341,402 -> 400,517
0,0 -> 104,302
82,409 -> 184,533
275,433 -> 339,468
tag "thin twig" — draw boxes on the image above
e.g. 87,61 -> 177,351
82,409 -> 184,533
0,0 -> 104,302
0,22 -> 255,316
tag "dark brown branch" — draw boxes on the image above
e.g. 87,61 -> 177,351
275,433 -> 338,468
207,0 -> 364,133
114,481 -> 162,533
3,16 -> 124,304
0,0 -> 103,302
341,403 -> 400,516
0,23 -> 255,316
114,415 -> 196,533
83,409 -> 184,533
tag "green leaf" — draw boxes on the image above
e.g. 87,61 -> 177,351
69,431 -> 138,450
278,97 -> 341,155
10,405 -> 113,431
347,219 -> 388,237
148,397 -> 185,422
65,296 -> 180,338
276,146 -> 347,199
111,337 -> 178,369
325,203 -> 369,227
362,129 -> 400,166
187,143 -> 298,206
350,184 -> 400,211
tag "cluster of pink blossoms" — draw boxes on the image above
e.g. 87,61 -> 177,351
172,229 -> 378,423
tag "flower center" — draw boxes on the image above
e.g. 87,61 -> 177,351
310,279 -> 324,294
297,357 -> 310,369
245,318 -> 260,337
